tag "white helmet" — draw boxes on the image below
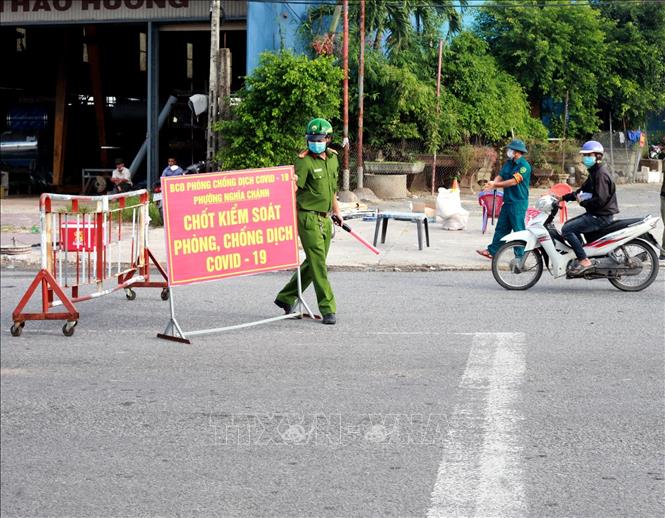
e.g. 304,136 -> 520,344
535,194 -> 558,214
579,140 -> 604,154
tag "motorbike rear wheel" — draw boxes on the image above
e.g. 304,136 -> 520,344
608,239 -> 659,292
492,240 -> 544,290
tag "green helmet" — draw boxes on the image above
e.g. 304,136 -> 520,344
507,139 -> 528,154
306,118 -> 333,136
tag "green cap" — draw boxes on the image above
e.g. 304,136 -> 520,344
306,118 -> 333,135
507,139 -> 528,154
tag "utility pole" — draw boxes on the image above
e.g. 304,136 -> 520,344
207,0 -> 221,169
431,38 -> 444,195
561,89 -> 569,178
354,0 -> 375,200
608,111 -> 615,178
338,0 -> 357,202
357,0 -> 365,190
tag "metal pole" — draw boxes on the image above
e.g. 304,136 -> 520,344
431,38 -> 443,195
147,22 -> 159,192
356,0 -> 365,190
609,111 -> 615,177
561,89 -> 569,176
207,0 -> 221,166
342,0 -> 350,191
130,95 -> 176,180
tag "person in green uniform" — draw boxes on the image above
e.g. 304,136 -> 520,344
274,118 -> 343,325
476,139 -> 531,259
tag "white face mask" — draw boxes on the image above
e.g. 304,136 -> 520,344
506,149 -> 515,159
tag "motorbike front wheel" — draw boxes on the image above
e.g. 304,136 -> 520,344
492,240 -> 544,290
608,239 -> 659,292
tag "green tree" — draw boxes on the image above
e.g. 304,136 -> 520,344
215,52 -> 343,169
358,50 -> 443,157
594,1 -> 665,126
476,1 -> 608,137
441,32 -> 547,144
301,0 -> 467,55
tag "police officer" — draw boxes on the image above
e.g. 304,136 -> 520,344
476,139 -> 531,259
274,118 -> 342,325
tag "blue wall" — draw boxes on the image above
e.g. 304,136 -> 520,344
246,1 -> 311,74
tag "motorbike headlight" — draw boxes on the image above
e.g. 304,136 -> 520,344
535,195 -> 558,214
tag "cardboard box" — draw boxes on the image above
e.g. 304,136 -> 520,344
410,200 -> 436,220
410,200 -> 436,212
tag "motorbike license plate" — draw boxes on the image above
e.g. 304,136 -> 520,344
153,192 -> 162,202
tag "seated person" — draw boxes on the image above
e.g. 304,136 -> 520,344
161,157 -> 184,178
559,141 -> 619,275
110,158 -> 133,193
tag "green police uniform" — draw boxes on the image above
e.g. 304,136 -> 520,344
487,156 -> 531,256
275,147 -> 339,315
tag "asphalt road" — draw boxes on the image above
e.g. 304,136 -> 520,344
1,269 -> 664,517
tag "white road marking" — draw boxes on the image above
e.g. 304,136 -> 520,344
427,332 -> 527,518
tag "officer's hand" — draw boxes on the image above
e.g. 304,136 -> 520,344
484,181 -> 495,191
332,212 -> 343,226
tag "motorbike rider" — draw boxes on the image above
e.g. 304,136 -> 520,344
559,140 -> 619,275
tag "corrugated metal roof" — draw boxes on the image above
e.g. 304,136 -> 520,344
0,0 -> 246,26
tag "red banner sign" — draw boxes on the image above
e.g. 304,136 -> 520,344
162,167 -> 299,286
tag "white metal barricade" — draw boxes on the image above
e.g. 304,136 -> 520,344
11,190 -> 168,337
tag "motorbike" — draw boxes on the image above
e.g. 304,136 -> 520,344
649,144 -> 663,160
491,194 -> 661,292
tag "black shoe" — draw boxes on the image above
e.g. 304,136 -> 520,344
274,299 -> 292,314
322,313 -> 336,325
660,254 -> 665,261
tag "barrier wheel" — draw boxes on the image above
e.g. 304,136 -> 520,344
10,322 -> 24,337
62,321 -> 77,337
125,288 -> 136,301
160,288 -> 170,301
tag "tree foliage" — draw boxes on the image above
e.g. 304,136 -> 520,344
594,1 -> 665,125
475,1 -> 608,137
215,52 -> 343,169
441,32 -> 547,144
354,50 -> 440,157
300,0 -> 467,56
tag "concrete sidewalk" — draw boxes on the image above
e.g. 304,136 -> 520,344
1,184 -> 663,271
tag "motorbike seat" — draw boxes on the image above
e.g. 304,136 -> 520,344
583,218 -> 644,243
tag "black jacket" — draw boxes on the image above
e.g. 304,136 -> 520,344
563,162 -> 619,216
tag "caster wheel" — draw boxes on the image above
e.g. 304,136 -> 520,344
10,322 -> 24,337
125,288 -> 136,301
160,288 -> 170,301
62,321 -> 77,337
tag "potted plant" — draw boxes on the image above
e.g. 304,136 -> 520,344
527,139 -> 555,186
450,144 -> 498,192
364,145 -> 426,198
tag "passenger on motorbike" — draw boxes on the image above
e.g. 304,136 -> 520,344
558,140 -> 619,275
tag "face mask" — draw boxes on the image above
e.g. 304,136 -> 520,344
308,141 -> 327,154
506,149 -> 515,159
582,156 -> 596,168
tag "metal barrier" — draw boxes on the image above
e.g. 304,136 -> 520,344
11,189 -> 168,337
